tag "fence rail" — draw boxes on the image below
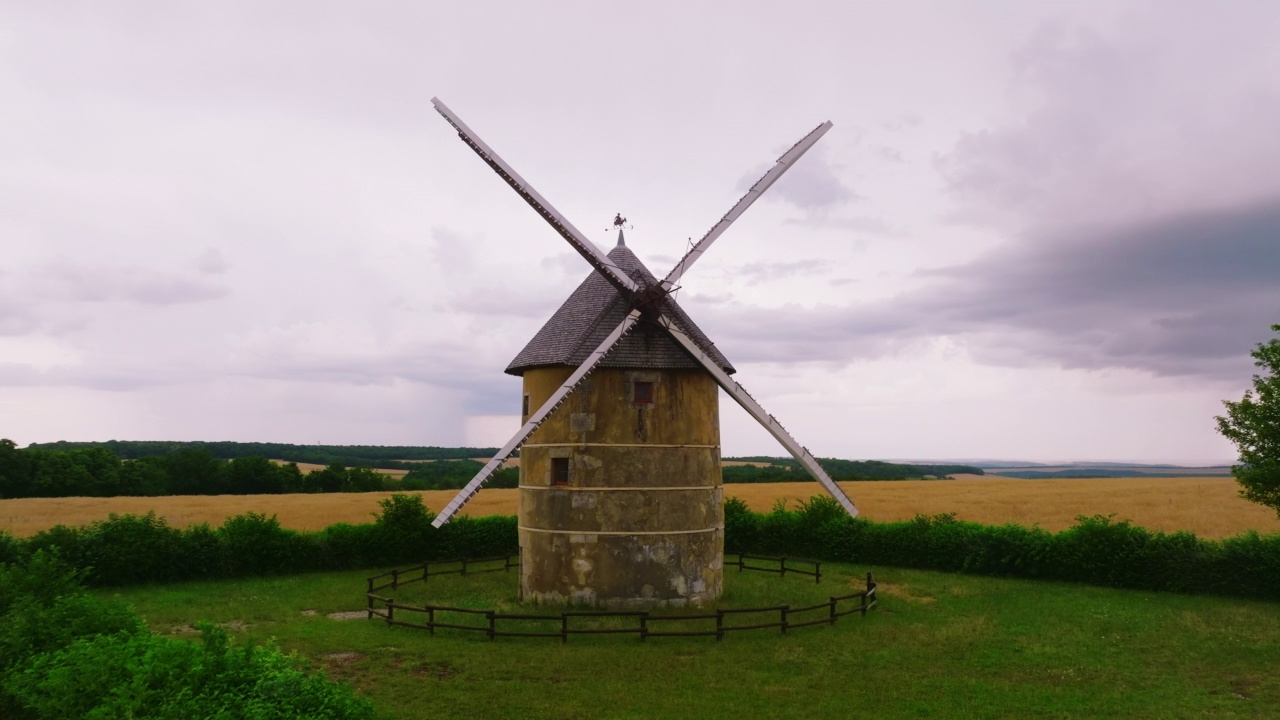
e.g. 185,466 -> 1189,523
364,554 -> 876,642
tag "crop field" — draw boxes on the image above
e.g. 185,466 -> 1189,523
4,475 -> 1279,539
100,561 -> 1280,719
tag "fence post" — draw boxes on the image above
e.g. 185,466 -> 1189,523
640,613 -> 649,642
561,613 -> 569,645
487,611 -> 495,641
780,556 -> 787,578
737,553 -> 743,573
428,607 -> 435,636
366,593 -> 374,620
391,569 -> 399,590
780,605 -> 790,635
829,597 -> 837,625
424,561 -> 429,583
814,562 -> 821,584
715,610 -> 724,642
385,600 -> 395,624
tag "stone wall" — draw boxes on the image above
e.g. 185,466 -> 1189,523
517,367 -> 723,608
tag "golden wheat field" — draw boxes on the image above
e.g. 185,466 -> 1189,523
2,475 -> 1278,539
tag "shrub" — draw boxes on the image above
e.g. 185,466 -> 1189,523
216,513 -> 313,577
2,625 -> 377,719
0,552 -> 376,719
79,512 -> 188,586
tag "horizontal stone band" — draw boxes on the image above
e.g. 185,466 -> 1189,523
518,525 -> 724,536
518,485 -> 717,492
521,443 -> 719,449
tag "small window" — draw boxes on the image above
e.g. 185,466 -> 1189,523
522,394 -> 530,417
551,458 -> 569,486
633,381 -> 654,405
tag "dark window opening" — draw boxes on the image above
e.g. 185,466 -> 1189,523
633,381 -> 654,405
522,394 -> 530,417
551,458 -> 570,486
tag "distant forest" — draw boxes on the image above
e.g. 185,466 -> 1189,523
0,441 -> 980,499
25,440 -> 497,470
723,457 -> 983,482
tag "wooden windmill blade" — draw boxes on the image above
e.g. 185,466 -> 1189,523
430,97 -> 638,297
653,310 -> 859,518
661,121 -> 833,291
431,310 -> 643,527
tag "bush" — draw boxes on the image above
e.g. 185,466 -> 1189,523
79,512 -> 188,586
0,552 -> 376,719
217,513 -> 313,577
3,625 -> 376,719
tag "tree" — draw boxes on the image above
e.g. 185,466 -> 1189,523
0,438 -> 33,498
160,446 -> 225,496
1216,324 -> 1280,515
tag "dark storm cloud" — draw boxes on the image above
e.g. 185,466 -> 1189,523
712,198 -> 1280,379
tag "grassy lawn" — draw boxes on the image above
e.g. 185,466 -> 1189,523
100,564 -> 1280,719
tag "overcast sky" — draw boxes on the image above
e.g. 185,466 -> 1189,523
3,1 -> 1277,464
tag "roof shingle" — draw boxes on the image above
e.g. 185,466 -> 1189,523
505,243 -> 735,376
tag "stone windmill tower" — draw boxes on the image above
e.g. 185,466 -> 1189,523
430,98 -> 858,608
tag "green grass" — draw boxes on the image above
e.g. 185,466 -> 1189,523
99,564 -> 1280,719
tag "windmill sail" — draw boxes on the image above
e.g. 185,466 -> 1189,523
431,310 -> 642,527
662,121 -> 832,291
431,98 -> 638,298
430,98 -> 856,525
655,311 -> 859,518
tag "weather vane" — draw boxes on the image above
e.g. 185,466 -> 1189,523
609,213 -> 632,231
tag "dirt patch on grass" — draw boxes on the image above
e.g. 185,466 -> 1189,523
413,661 -> 459,680
877,581 -> 935,604
327,610 -> 368,620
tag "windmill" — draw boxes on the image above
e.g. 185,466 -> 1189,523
430,98 -> 858,608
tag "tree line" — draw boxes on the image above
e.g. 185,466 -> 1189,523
22,440 -> 498,470
0,440 -> 978,500
0,440 -> 517,499
723,457 -> 982,482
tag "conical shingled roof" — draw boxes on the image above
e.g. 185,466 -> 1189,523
505,239 -> 735,377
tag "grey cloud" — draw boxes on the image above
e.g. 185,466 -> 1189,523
881,114 -> 922,132
195,248 -> 228,274
875,146 -> 905,163
731,259 -> 829,285
740,145 -> 856,215
784,214 -> 888,239
0,361 -> 188,391
27,262 -> 228,306
938,4 -> 1280,233
707,199 -> 1280,380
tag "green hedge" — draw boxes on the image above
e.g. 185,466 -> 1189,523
724,496 -> 1280,601
1,495 -> 1277,601
12,495 -> 516,587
